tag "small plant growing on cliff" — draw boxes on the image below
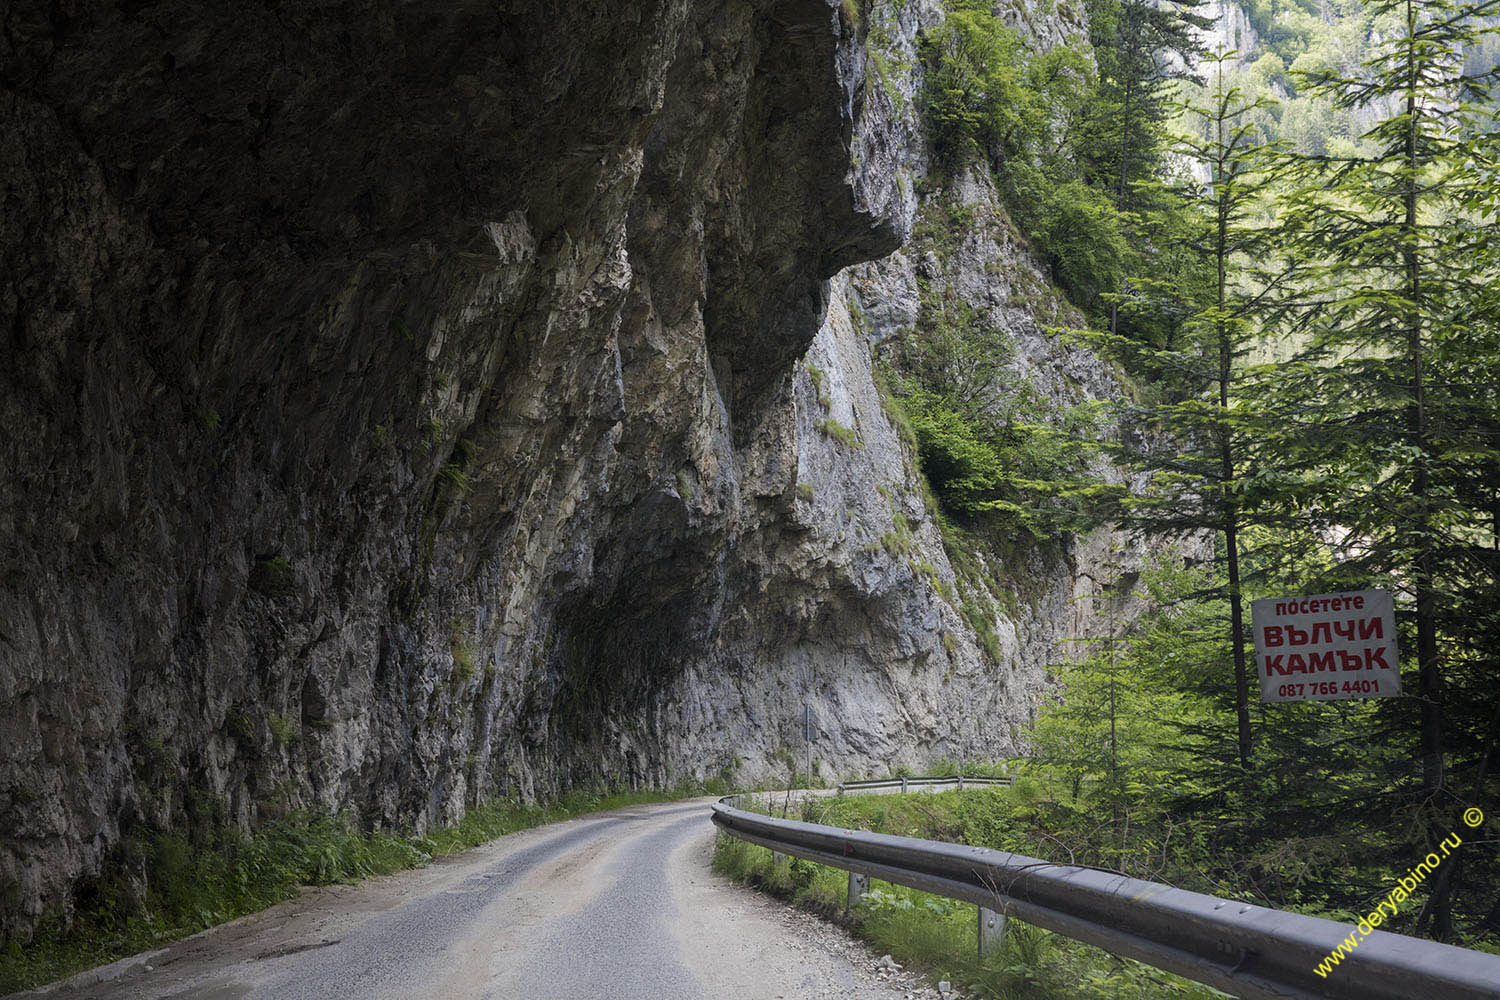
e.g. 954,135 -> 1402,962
878,510 -> 915,557
224,706 -> 254,743
267,713 -> 299,747
806,363 -> 832,409
815,418 -> 860,450
796,482 -> 815,503
450,618 -> 476,687
438,437 -> 478,495
675,469 -> 693,500
249,555 -> 295,598
438,463 -> 472,495
840,0 -> 863,34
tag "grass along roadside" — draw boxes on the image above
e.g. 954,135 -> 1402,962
713,790 -> 1223,1000
1,785 -> 717,994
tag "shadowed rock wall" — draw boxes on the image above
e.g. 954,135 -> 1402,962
0,0 -> 905,933
0,0 -> 1175,938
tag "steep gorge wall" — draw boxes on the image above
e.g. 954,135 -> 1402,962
0,0 -> 1166,936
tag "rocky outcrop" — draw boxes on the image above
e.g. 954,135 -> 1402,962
0,0 -> 1172,937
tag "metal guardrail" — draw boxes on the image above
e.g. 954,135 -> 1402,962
711,794 -> 1500,1000
837,775 -> 1012,794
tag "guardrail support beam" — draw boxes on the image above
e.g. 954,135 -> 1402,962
900,777 -> 907,793
846,871 -> 869,914
978,906 -> 1006,958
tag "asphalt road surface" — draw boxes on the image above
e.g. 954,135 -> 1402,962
22,798 -> 937,1000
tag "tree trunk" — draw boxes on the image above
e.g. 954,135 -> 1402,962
1210,86 -> 1252,770
1402,1 -> 1447,937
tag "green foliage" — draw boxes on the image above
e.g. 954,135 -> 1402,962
437,463 -> 471,495
1081,0 -> 1210,199
806,362 -> 832,409
882,367 -> 1106,542
0,815 -> 427,995
248,555 -> 295,598
1025,178 -> 1128,310
878,510 -> 916,557
840,0 -> 863,35
266,713 -> 299,747
1025,550 -> 1500,948
918,1 -> 1114,309
449,618 -> 476,687
796,482 -> 815,503
1259,2 -> 1500,935
438,436 -> 478,496
922,4 -> 1048,172
902,0 -> 1500,957
815,418 -> 861,449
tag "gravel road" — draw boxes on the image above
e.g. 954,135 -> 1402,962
18,797 -> 945,1000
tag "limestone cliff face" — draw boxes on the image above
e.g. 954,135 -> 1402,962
0,0 -> 1163,936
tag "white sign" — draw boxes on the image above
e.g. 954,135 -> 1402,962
1251,589 -> 1400,703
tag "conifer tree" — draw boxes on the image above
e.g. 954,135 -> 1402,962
1180,50 -> 1283,769
1083,0 -> 1212,336
1275,0 -> 1500,938
1076,49 -> 1282,770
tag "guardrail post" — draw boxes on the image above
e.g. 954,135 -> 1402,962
978,906 -> 1006,958
846,871 -> 869,914
772,851 -> 787,869
957,775 -> 964,790
900,777 -> 907,793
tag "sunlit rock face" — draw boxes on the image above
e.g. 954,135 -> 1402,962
0,0 -> 1173,936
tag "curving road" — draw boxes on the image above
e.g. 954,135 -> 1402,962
23,798 -> 933,1000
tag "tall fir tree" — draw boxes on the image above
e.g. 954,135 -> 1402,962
1074,48 -> 1283,771
1177,49 -> 1284,770
1083,0 -> 1212,336
1276,0 -> 1500,938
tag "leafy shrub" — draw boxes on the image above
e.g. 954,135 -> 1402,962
921,3 -> 1046,173
1027,178 -> 1126,309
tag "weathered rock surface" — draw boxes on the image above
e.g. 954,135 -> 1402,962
0,0 -> 1176,937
